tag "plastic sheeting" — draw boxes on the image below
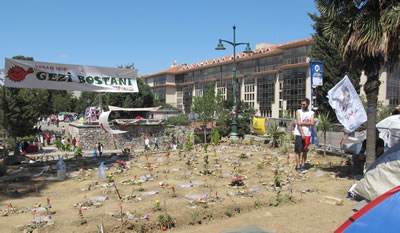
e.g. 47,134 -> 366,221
354,142 -> 400,201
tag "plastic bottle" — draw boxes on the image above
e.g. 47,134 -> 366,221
98,162 -> 107,179
56,158 -> 66,179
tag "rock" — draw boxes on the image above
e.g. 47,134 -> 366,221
2,209 -> 8,216
320,196 -> 343,206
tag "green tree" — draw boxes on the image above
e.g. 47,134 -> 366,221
316,112 -> 331,157
308,12 -> 361,121
192,84 -> 217,142
315,0 -> 400,168
0,56 -> 49,141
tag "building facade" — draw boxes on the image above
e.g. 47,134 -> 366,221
142,38 -> 399,117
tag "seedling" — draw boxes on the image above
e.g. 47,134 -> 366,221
107,174 -> 114,182
189,211 -> 200,225
138,180 -> 144,192
254,200 -> 262,209
153,200 -> 162,212
171,186 -> 177,198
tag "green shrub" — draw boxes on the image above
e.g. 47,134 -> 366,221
167,114 -> 191,126
210,128 -> 221,144
55,139 -> 62,150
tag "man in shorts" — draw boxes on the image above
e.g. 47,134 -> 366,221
293,98 -> 314,172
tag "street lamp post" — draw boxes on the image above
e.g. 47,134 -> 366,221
216,25 -> 253,141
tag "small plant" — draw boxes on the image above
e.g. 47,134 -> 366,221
280,134 -> 290,154
254,200 -> 262,209
224,208 -> 233,217
157,214 -> 175,230
107,174 -> 114,182
78,208 -> 87,224
74,146 -> 82,157
273,167 -> 282,187
116,160 -> 127,169
54,139 -> 62,150
225,206 -> 242,217
201,143 -> 208,153
153,200 -> 162,212
271,191 -> 296,207
186,132 -> 195,152
189,211 -> 200,225
171,186 -> 177,197
249,137 -> 254,145
269,122 -> 284,147
211,128 -> 221,144
138,180 -> 144,192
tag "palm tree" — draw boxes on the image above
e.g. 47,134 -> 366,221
268,122 -> 284,148
315,0 -> 400,168
316,112 -> 331,157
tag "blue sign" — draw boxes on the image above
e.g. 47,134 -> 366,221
310,61 -> 323,86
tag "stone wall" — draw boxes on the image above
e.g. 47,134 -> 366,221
68,123 -> 194,151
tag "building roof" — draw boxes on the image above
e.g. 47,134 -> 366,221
141,38 -> 312,79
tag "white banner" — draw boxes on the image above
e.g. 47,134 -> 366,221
328,75 -> 367,132
4,58 -> 138,92
99,111 -> 127,134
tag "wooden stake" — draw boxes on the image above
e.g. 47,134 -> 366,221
114,183 -> 122,200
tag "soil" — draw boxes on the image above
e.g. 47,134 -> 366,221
0,143 -> 356,233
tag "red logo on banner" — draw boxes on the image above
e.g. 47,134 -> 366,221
7,66 -> 34,82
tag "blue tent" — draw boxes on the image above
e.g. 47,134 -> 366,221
335,185 -> 400,233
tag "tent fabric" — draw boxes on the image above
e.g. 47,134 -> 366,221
335,186 -> 400,233
377,115 -> 400,147
353,142 -> 400,201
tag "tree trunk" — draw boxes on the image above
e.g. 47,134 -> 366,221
204,127 -> 207,143
364,73 -> 380,169
323,131 -> 326,157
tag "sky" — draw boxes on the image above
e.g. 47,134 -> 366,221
0,0 -> 318,75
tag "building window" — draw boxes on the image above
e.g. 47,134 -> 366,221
183,85 -> 193,113
387,64 -> 400,106
281,68 -> 306,114
153,75 -> 166,86
153,87 -> 166,103
282,47 -> 307,66
258,55 -> 282,72
257,74 -> 275,117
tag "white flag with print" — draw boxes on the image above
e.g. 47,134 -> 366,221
327,75 -> 367,132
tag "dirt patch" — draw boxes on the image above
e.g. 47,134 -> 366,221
0,143 -> 356,233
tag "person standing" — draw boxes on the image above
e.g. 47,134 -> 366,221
45,133 -> 51,146
293,98 -> 315,172
97,143 -> 103,156
100,143 -> 104,156
61,126 -> 65,136
93,146 -> 98,158
72,137 -> 77,152
153,136 -> 159,150
144,136 -> 150,151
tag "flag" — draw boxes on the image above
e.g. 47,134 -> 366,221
327,75 -> 367,133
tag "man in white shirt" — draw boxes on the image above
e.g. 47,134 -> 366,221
293,98 -> 314,172
144,136 -> 150,151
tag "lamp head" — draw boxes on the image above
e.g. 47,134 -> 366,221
215,40 -> 226,50
243,43 -> 253,54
